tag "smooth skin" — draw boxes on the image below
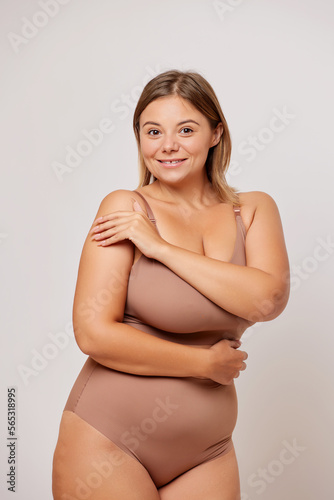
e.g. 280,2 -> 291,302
52,95 -> 290,499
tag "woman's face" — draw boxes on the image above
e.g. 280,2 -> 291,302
138,95 -> 222,186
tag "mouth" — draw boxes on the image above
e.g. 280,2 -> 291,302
157,158 -> 187,168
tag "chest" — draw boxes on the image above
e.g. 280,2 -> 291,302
153,205 -> 239,262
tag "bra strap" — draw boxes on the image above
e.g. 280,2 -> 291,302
133,191 -> 156,222
232,205 -> 246,238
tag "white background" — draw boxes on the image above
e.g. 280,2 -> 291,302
1,0 -> 333,498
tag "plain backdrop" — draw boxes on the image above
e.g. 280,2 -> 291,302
1,1 -> 333,498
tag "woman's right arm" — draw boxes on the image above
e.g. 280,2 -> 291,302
73,190 -> 247,384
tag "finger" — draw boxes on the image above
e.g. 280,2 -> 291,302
90,222 -> 117,237
97,239 -> 113,247
97,234 -> 120,246
90,215 -> 111,229
236,349 -> 248,360
93,216 -> 104,223
94,225 -> 129,246
92,210 -> 138,225
90,222 -> 110,234
240,362 -> 247,371
228,340 -> 241,349
90,212 -> 134,232
90,217 -> 113,234
91,217 -> 136,239
96,221 -> 141,246
92,231 -> 113,241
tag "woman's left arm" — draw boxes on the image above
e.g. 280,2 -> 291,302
91,191 -> 290,322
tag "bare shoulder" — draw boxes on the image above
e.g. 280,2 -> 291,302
101,189 -> 147,210
96,188 -> 149,216
99,189 -> 136,210
238,190 -> 279,208
237,191 -> 280,231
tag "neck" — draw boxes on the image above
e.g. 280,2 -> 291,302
152,174 -> 218,208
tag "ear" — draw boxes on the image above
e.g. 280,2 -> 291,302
210,122 -> 224,147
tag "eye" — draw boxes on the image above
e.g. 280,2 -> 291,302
148,129 -> 161,136
180,127 -> 193,134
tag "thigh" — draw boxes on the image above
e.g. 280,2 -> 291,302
52,411 -> 160,500
158,445 -> 240,500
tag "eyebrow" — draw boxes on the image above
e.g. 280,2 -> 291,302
142,119 -> 200,127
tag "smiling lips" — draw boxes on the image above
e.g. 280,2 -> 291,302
157,159 -> 187,168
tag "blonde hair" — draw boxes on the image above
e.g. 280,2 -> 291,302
133,70 -> 239,205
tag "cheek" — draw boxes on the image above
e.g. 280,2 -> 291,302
140,139 -> 158,159
186,139 -> 210,159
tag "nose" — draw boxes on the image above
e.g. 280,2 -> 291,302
161,134 -> 179,153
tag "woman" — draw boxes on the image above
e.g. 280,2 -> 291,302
52,70 -> 290,499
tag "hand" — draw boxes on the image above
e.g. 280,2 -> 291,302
206,339 -> 248,385
89,199 -> 166,259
